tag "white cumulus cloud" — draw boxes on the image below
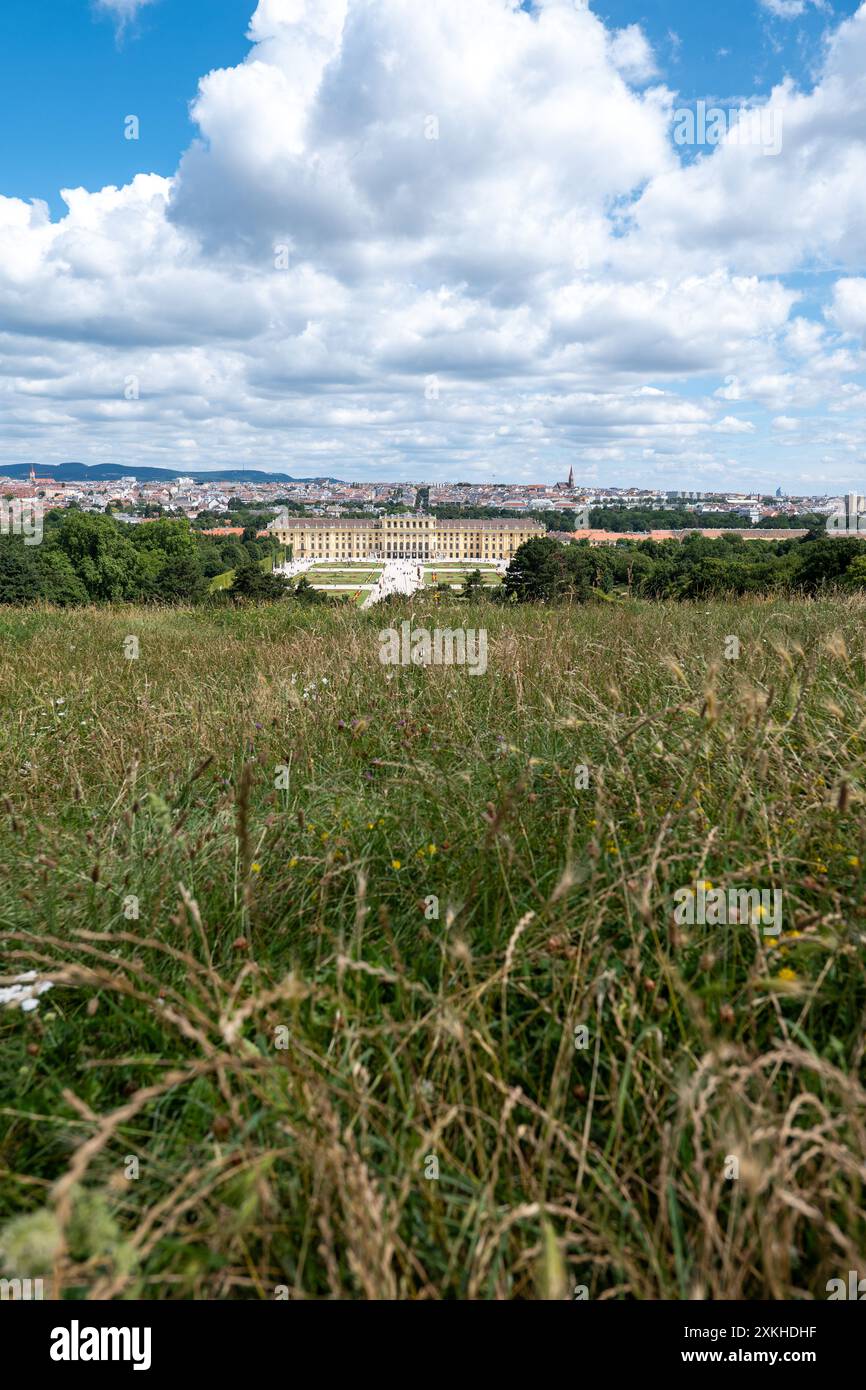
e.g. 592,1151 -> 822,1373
0,0 -> 864,488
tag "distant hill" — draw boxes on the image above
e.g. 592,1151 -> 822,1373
0,463 -> 342,485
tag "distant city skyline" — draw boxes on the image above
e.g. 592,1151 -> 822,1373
0,458 -> 841,504
2,1 -> 866,490
5,460 -> 861,497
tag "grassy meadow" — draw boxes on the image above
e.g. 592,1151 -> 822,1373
1,593 -> 866,1299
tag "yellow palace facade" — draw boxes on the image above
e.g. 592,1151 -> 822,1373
269,514 -> 546,562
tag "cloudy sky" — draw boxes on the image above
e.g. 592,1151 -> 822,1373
2,0 -> 866,489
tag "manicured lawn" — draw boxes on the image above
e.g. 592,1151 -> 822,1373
423,565 -> 502,587
305,565 -> 383,588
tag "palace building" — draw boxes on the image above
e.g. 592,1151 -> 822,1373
269,513 -> 546,562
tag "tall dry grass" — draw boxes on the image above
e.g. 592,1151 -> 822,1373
1,593 -> 865,1298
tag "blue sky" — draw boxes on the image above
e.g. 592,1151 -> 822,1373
2,0 -> 866,491
2,0 -> 858,213
0,0 -> 253,217
594,0 -> 862,96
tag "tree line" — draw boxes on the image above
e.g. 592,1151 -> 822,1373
2,515 -> 864,608
0,512 -> 283,606
501,531 -> 866,603
429,504 -> 823,533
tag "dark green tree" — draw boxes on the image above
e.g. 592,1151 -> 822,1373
292,575 -> 327,605
504,538 -> 569,602
231,561 -> 290,602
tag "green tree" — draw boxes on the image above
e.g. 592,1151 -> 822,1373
845,556 -> 866,588
792,536 -> 866,592
130,518 -> 207,602
0,537 -> 87,606
130,518 -> 198,559
292,575 -> 327,605
231,561 -> 290,602
504,538 -> 568,602
50,512 -> 143,602
563,546 -> 614,600
146,551 -> 208,603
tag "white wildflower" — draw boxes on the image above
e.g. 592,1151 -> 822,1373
0,972 -> 53,1013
